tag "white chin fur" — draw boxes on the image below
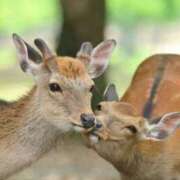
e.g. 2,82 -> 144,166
89,134 -> 99,144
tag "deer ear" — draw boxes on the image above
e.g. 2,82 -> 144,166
12,33 -> 40,75
77,42 -> 93,57
147,112 -> 180,140
88,39 -> 116,78
34,38 -> 54,59
23,41 -> 42,63
103,84 -> 119,101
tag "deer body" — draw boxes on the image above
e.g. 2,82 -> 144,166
0,34 -> 116,179
121,54 -> 180,120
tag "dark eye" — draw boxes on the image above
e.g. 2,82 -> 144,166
126,125 -> 137,134
49,83 -> 62,92
96,104 -> 102,111
89,85 -> 95,93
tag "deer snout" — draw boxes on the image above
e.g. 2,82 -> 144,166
80,113 -> 96,129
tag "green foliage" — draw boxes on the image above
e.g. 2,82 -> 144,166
1,0 -> 180,34
0,0 -> 59,34
107,0 -> 180,25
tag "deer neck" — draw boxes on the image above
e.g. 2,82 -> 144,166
115,139 -> 165,180
0,86 -> 59,139
108,140 -> 137,175
0,86 -> 60,179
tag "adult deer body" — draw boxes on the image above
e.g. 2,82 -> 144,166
0,34 -> 116,179
87,88 -> 180,180
121,54 -> 180,121
84,54 -> 180,179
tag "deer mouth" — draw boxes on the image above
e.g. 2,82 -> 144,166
89,129 -> 121,144
87,122 -> 107,143
71,122 -> 95,132
88,121 -> 119,142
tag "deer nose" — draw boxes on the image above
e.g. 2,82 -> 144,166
80,113 -> 95,129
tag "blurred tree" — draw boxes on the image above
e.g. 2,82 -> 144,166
56,0 -> 106,109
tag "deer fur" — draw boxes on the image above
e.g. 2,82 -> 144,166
121,54 -> 180,122
0,34 -> 116,179
83,52 -> 180,180
88,101 -> 180,180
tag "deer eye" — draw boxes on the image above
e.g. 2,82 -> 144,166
89,85 -> 95,93
96,104 -> 102,111
49,83 -> 62,92
126,125 -> 137,134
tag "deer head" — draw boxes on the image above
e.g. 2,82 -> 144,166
12,34 -> 116,132
86,84 -> 180,164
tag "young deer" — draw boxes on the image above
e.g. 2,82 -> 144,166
86,85 -> 180,180
121,54 -> 180,123
0,34 -> 116,179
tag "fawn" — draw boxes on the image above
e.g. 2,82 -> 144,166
0,34 -> 116,179
85,84 -> 180,180
121,54 -> 180,123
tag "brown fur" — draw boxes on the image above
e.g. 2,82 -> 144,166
86,54 -> 180,180
0,55 -> 94,179
56,57 -> 86,79
90,102 -> 180,180
0,87 -> 36,139
1,36 -> 116,179
122,54 -> 180,121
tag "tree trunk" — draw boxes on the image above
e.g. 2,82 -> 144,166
56,0 -> 106,109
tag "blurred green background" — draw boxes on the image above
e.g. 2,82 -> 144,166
1,1 -> 180,180
1,0 -> 180,101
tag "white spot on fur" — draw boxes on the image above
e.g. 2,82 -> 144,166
89,134 -> 99,144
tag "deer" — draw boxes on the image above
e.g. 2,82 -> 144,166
84,84 -> 180,180
121,54 -> 180,123
0,34 -> 116,179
